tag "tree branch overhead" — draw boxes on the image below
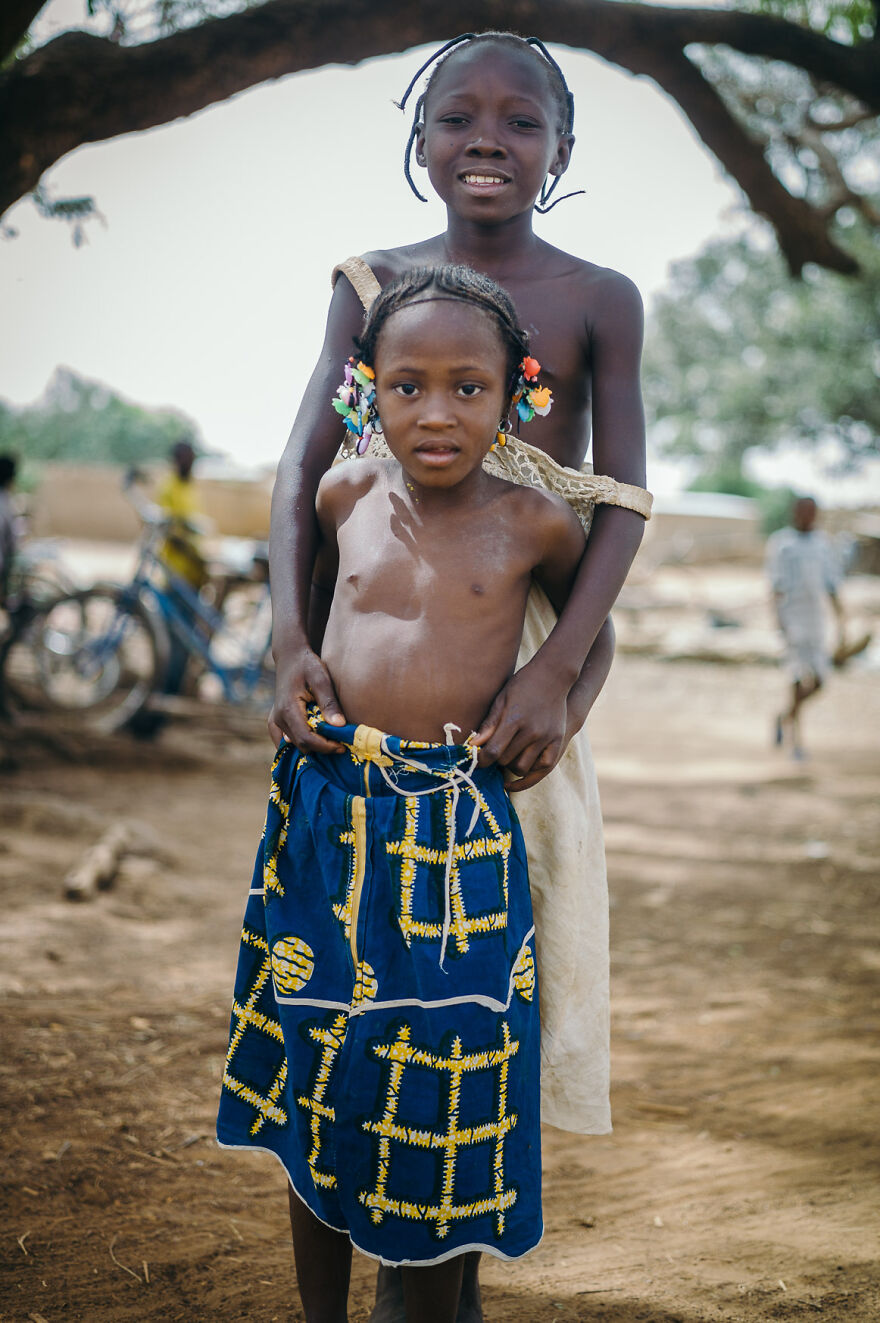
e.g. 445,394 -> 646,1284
1,0 -> 877,273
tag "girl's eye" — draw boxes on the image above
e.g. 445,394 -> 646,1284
511,118 -> 541,129
457,383 -> 484,397
438,114 -> 469,125
393,383 -> 419,397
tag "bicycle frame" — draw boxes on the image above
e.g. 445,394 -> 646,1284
128,517 -> 272,706
1,499 -> 273,729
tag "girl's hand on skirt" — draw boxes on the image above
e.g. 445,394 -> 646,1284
268,646 -> 346,753
472,661 -> 569,789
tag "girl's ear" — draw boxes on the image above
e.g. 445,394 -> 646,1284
549,133 -> 575,178
414,124 -> 427,168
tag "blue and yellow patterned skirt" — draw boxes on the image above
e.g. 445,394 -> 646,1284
216,720 -> 542,1265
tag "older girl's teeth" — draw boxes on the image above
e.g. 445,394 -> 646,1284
464,174 -> 504,184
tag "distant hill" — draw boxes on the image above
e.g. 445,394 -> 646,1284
0,368 -> 199,470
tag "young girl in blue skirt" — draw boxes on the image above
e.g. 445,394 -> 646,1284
219,264 -> 588,1321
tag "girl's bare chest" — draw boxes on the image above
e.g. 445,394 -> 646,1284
336,508 -> 530,613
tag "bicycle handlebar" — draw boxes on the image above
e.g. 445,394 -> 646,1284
121,469 -> 169,530
122,469 -> 208,538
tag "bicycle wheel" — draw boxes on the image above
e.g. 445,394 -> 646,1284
208,585 -> 275,711
1,586 -> 168,731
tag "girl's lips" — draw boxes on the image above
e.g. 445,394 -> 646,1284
459,172 -> 510,195
414,444 -> 460,466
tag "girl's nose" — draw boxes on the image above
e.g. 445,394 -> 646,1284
418,396 -> 456,428
465,136 -> 505,157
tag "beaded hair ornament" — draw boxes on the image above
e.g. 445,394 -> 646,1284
332,354 -> 552,453
331,357 -> 383,455
510,355 -> 552,426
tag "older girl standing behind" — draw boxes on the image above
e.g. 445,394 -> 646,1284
266,31 -> 652,1321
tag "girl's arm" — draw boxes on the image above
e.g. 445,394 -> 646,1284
306,477 -> 342,657
267,276 -> 367,752
477,272 -> 646,783
477,491 -> 609,791
506,618 -> 615,792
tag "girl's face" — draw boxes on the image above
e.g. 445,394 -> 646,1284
416,44 -> 573,223
373,298 -> 509,490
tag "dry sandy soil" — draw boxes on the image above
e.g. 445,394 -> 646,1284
1,655 -> 878,1323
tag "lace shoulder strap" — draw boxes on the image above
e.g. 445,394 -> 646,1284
483,436 -> 652,535
331,256 -> 382,311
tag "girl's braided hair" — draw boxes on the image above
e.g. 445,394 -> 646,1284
397,31 -> 581,214
356,264 -> 531,399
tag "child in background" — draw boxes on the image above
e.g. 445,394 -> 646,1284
767,495 -> 844,759
218,266 -> 587,1322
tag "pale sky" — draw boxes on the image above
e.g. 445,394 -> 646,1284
1,16 -> 876,501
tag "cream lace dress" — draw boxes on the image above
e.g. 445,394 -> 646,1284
329,258 -> 652,1133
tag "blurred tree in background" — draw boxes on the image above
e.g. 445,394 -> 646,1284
1,0 -> 877,274
0,368 -> 198,484
642,221 -> 880,521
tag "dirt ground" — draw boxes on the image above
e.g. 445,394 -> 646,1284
1,655 -> 878,1323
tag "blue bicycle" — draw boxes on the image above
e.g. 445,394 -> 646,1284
1,485 -> 273,732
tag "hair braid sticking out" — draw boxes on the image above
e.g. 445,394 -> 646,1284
356,265 -> 531,399
396,31 -> 583,213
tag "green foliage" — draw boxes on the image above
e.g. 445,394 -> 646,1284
643,225 -> 880,482
81,0 -> 253,44
690,45 -> 879,239
0,369 -> 199,481
30,184 -> 101,247
1,184 -> 101,244
687,467 -> 800,532
738,0 -> 875,44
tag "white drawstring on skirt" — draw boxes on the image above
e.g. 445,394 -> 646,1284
372,724 -> 481,971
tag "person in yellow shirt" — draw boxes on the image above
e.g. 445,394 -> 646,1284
128,441 -> 206,737
156,440 -> 208,590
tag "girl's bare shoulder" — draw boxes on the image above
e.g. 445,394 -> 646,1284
354,240 -> 640,315
584,264 -> 643,334
357,238 -> 452,286
539,243 -> 643,315
317,457 -> 389,519
495,476 -> 584,543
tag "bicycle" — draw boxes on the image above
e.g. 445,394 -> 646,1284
1,484 -> 274,733
6,536 -> 78,607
